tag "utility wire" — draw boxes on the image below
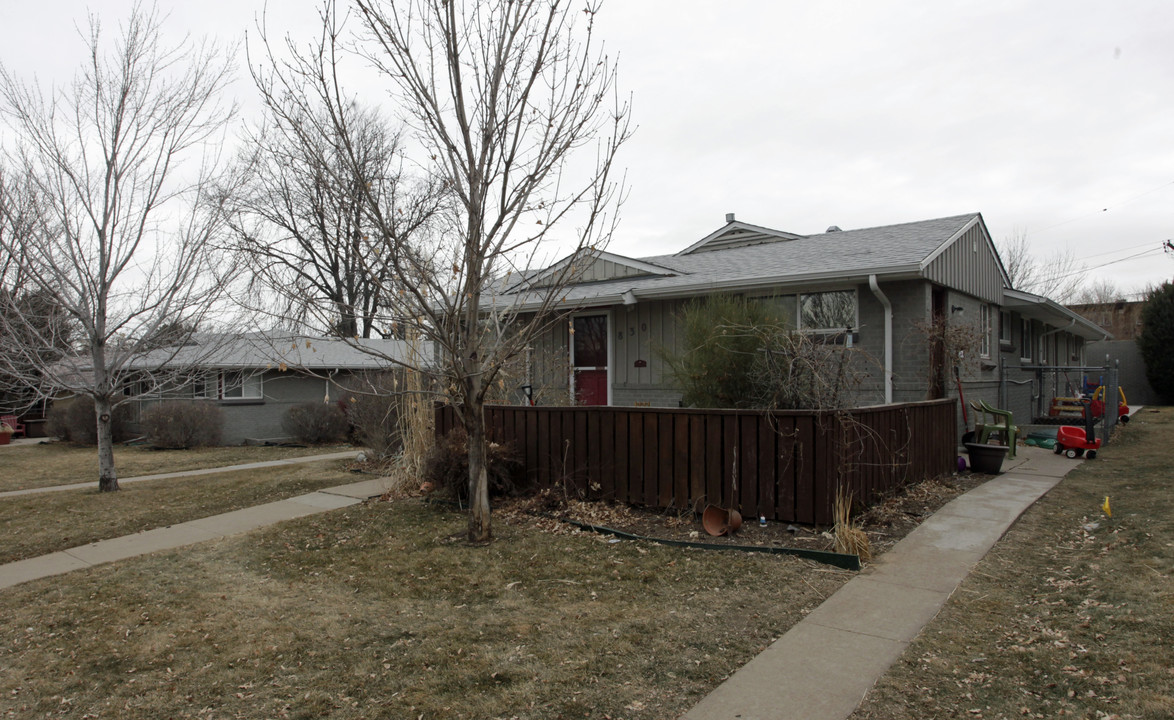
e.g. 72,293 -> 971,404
1033,179 -> 1174,235
1037,247 -> 1163,283
1080,240 -> 1162,260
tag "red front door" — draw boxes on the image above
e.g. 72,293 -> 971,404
572,314 -> 609,406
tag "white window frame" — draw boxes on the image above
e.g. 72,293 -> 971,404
199,370 -> 264,401
1020,319 -> 1033,363
979,305 -> 992,358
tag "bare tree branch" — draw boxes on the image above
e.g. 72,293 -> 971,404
255,0 -> 631,540
0,5 -> 239,491
997,228 -> 1087,303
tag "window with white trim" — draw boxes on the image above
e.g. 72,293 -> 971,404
979,305 -> 992,358
750,290 -> 857,339
999,310 -> 1012,344
196,371 -> 263,400
223,371 -> 263,399
1020,319 -> 1032,362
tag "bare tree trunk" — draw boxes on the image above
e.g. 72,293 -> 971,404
94,396 -> 119,492
0,6 -> 237,492
465,398 -> 491,543
275,0 -> 632,543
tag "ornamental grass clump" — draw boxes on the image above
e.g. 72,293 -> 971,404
832,485 -> 872,561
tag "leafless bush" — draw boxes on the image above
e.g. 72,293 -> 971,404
421,430 -> 527,504
282,403 -> 348,445
142,401 -> 223,448
751,329 -> 867,411
46,398 -> 132,445
346,392 -> 402,458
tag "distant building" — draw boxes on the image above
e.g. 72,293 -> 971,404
1066,301 -> 1146,341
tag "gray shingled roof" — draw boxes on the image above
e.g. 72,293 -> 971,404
503,213 -> 980,308
123,333 -> 431,371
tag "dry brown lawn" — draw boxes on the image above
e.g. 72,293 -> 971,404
0,462 -> 360,564
853,407 -> 1174,720
0,442 -> 350,493
5,411 -> 1168,719
0,499 -> 852,719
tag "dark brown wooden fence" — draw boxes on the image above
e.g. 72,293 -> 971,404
436,400 -> 956,525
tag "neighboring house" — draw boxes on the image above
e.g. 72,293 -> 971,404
124,333 -> 429,444
503,212 -> 1108,429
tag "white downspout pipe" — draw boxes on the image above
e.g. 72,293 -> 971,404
868,275 -> 893,404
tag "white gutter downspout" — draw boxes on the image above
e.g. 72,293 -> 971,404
868,275 -> 893,404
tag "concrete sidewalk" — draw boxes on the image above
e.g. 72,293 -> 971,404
0,450 -> 361,499
682,446 -> 1077,720
0,476 -> 393,590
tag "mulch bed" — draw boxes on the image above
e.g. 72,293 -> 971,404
352,453 -> 997,563
488,469 -> 994,561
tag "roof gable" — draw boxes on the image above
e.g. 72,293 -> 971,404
677,220 -> 806,255
921,214 -> 1010,304
515,248 -> 676,290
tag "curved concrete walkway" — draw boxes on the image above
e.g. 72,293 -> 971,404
0,450 -> 361,499
682,446 -> 1077,720
0,475 -> 392,590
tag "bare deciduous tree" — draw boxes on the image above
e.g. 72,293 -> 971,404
0,7 -> 238,491
1071,279 -> 1126,305
226,93 -> 431,338
997,229 -> 1087,303
255,0 -> 630,541
354,0 -> 630,542
0,172 -> 66,415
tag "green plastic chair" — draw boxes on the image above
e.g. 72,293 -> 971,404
970,400 -> 1017,457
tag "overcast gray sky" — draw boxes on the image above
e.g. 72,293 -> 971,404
3,0 -> 1171,297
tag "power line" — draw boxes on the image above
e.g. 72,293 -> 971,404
1081,240 -> 1161,260
1040,247 -> 1163,283
1033,179 -> 1174,235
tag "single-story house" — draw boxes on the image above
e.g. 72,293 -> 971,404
501,212 -> 1110,429
123,333 -> 430,444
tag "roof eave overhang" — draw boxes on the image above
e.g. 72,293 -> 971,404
496,264 -> 925,313
1003,289 -> 1111,340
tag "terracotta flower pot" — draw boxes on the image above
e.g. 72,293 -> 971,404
701,505 -> 743,536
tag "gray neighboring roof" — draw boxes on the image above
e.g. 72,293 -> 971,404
502,213 -> 983,309
1003,289 -> 1111,341
127,333 -> 432,371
